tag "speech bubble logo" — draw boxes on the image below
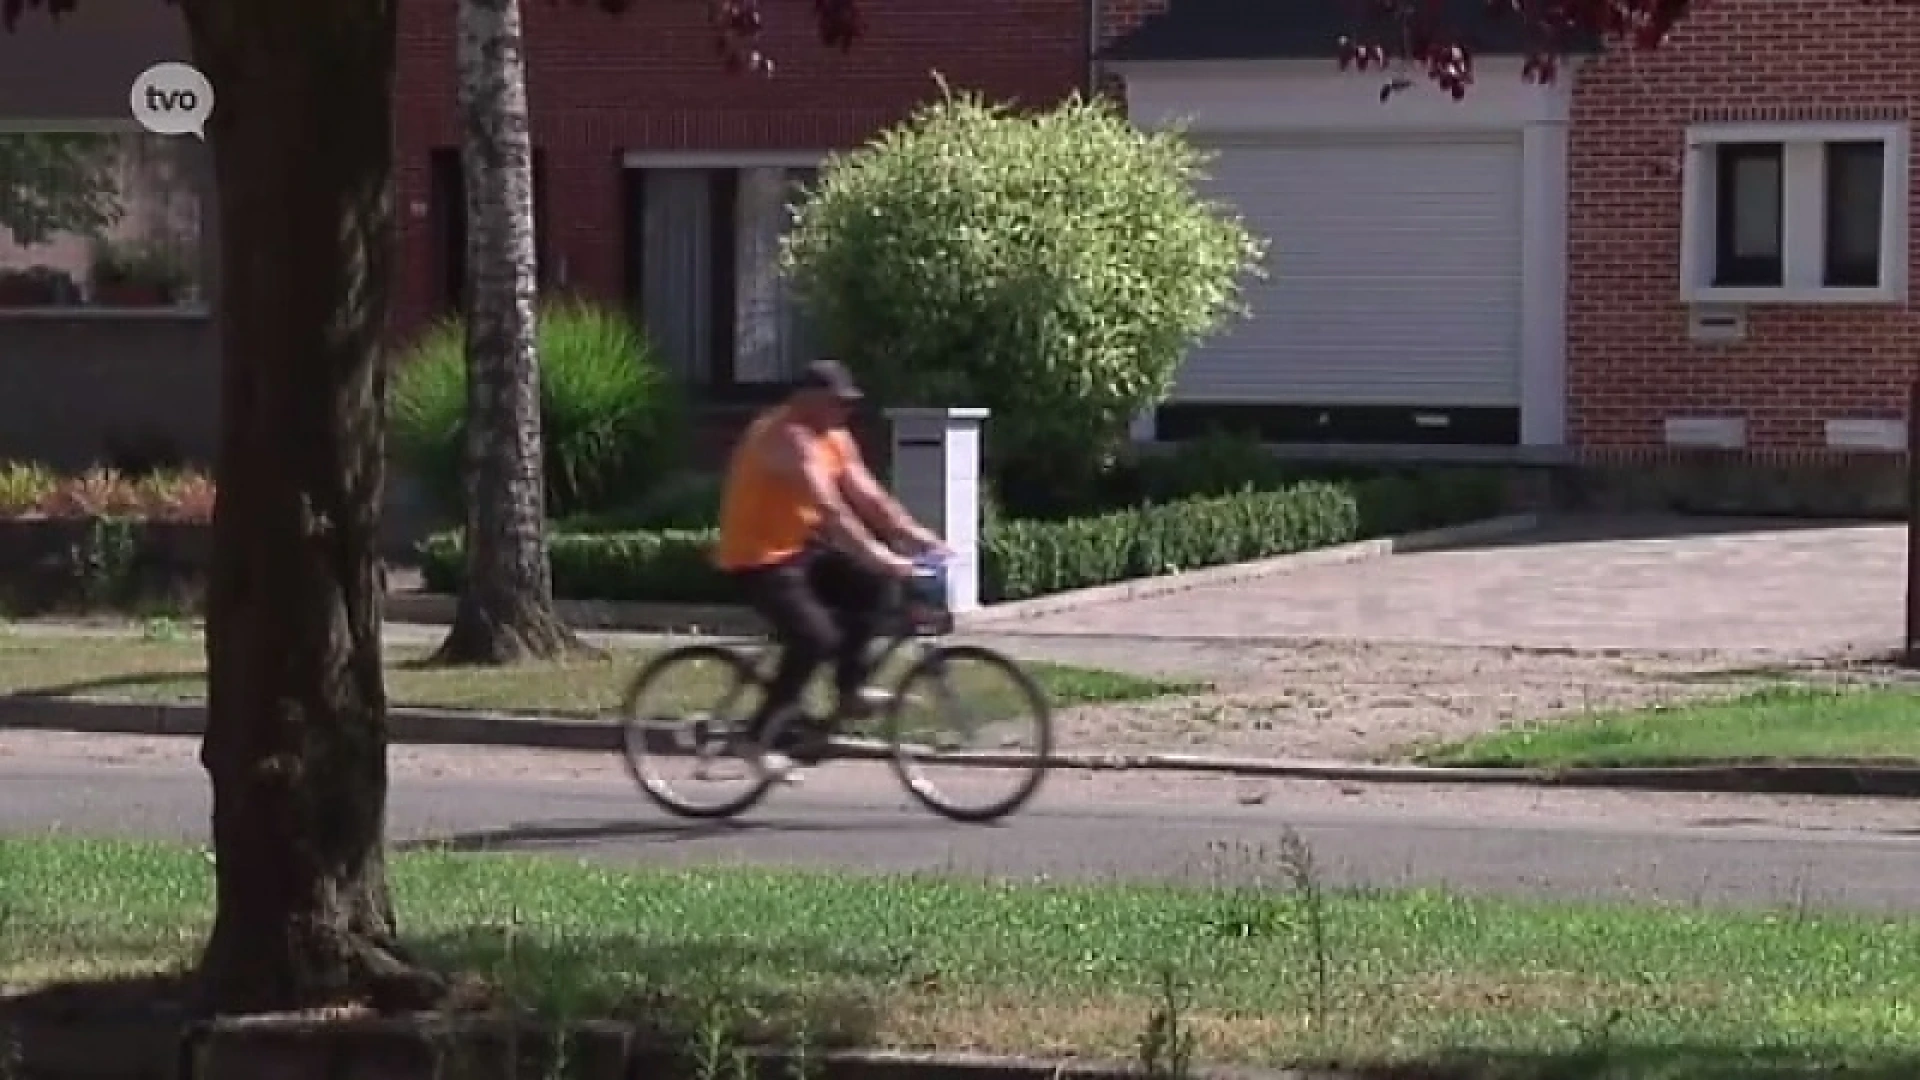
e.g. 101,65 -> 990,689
129,62 -> 214,139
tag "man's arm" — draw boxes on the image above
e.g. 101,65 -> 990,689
837,448 -> 945,555
764,423 -> 911,576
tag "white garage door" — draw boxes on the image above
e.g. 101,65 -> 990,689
1179,135 -> 1524,408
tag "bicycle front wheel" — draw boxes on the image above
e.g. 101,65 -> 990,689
882,644 -> 1052,823
619,644 -> 776,819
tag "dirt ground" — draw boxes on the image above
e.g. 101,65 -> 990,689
967,633 -> 1889,761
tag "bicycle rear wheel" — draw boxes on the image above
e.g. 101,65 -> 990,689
619,644 -> 776,819
882,644 -> 1052,823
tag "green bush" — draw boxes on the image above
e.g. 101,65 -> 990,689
980,483 -> 1361,602
416,474 -> 1507,607
1133,428 -> 1296,502
555,471 -> 724,534
419,527 -> 731,604
783,89 -> 1265,495
421,482 -> 1356,605
1352,467 -> 1507,535
389,298 -> 685,519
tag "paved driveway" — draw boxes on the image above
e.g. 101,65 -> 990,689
994,515 -> 1906,657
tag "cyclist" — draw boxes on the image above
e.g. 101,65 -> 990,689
713,358 -> 951,777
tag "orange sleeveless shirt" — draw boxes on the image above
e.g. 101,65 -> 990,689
713,406 -> 858,570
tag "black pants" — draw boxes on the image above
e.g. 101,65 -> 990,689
731,544 -> 891,738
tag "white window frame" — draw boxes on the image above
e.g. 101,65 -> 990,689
1679,121 -> 1910,306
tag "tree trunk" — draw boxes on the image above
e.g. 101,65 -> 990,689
434,0 -> 590,665
184,0 -> 444,1015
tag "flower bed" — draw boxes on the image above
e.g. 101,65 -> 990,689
0,463 -> 216,615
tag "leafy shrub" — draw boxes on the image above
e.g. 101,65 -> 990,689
784,89 -> 1265,495
0,462 -> 56,516
420,527 -> 730,604
38,467 -> 145,518
389,298 -> 685,519
15,466 -> 220,522
1351,467 -> 1507,535
417,475 -> 1507,606
556,471 -> 724,534
422,482 -> 1357,605
1134,429 -> 1296,502
134,470 -> 218,523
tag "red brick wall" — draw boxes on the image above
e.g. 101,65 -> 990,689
1566,0 -> 1920,457
1092,0 -> 1167,99
1097,0 -> 1167,45
391,0 -> 1092,344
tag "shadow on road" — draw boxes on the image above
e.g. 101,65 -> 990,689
398,814 -> 932,853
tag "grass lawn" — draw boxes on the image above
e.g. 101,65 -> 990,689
1414,685 -> 1920,769
5,836 -> 1920,1079
0,631 -> 1197,718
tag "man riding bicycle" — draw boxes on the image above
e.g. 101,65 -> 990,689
713,358 -> 951,778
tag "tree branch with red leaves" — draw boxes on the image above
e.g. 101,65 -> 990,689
1336,0 -> 1691,99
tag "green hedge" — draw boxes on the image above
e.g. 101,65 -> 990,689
418,528 -> 731,604
417,473 -> 1505,606
981,482 -> 1358,601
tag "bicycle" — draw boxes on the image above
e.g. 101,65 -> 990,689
618,557 -> 1053,823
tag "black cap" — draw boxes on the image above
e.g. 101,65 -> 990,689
796,357 -> 863,401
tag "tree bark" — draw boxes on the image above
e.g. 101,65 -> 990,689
184,0 -> 444,1015
435,0 -> 590,665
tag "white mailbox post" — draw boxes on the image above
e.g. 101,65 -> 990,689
886,406 -> 989,613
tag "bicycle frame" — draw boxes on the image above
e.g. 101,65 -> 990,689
737,588 -> 952,704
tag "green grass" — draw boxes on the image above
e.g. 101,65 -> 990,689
0,632 -> 1198,718
4,835 -> 1920,1078
1415,686 -> 1920,769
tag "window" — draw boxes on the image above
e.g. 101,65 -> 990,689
0,130 -> 208,311
1825,141 -> 1885,288
1682,122 -> 1908,303
624,162 -> 819,393
428,147 -> 551,314
1711,143 -> 1783,287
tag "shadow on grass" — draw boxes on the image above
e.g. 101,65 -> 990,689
6,969 -> 1919,1078
5,670 -> 202,699
412,927 -> 894,1049
1349,1045 -> 1920,1080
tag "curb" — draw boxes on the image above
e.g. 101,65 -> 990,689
380,513 -> 1543,634
7,696 -> 1920,799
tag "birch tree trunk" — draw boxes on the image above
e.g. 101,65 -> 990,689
435,0 -> 588,663
181,0 -> 445,1013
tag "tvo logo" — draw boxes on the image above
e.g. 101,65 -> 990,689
129,62 -> 215,139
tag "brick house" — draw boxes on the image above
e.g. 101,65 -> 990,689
5,0 -> 1914,514
1107,0 -> 1919,513
0,0 -> 1103,472
1561,0 -> 1920,513
390,0 -> 1106,462
0,3 -> 219,469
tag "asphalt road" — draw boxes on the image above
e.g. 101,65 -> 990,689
6,731 -> 1920,913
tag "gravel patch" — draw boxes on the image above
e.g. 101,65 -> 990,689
964,634 -> 1825,761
